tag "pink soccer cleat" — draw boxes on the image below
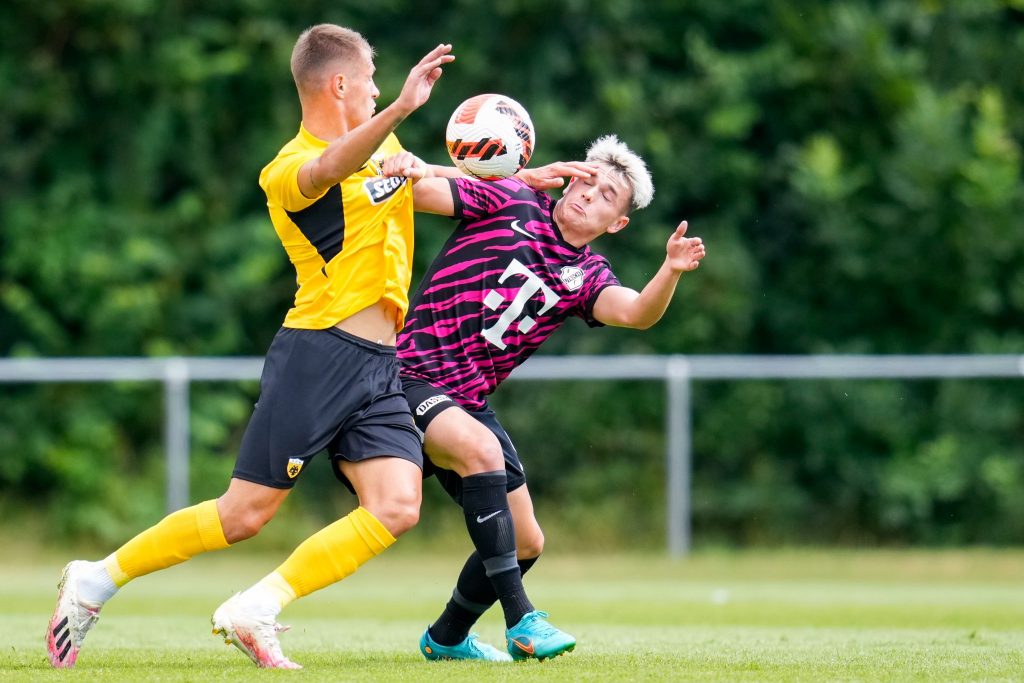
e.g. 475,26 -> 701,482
211,593 -> 302,669
46,561 -> 101,668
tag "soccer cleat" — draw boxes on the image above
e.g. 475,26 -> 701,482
420,628 -> 513,662
211,593 -> 302,669
46,561 -> 102,668
505,610 -> 576,661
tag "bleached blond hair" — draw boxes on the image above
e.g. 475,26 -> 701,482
585,134 -> 654,211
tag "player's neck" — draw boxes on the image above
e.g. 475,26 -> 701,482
552,206 -> 592,249
301,103 -> 349,141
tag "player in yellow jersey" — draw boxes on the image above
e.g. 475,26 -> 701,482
46,24 -> 454,670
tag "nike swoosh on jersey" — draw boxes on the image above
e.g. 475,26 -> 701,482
476,510 -> 503,523
509,220 -> 537,239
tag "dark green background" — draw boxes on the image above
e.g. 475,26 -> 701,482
2,0 -> 1022,548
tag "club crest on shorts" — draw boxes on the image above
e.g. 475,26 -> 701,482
559,266 -> 585,291
286,457 -> 304,479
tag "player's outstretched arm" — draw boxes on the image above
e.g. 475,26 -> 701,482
592,221 -> 706,329
381,152 -> 455,216
299,44 -> 455,197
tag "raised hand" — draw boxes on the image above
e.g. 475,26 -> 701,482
666,221 -> 705,272
395,44 -> 455,115
516,161 -> 602,190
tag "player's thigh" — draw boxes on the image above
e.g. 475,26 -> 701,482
508,484 -> 544,558
423,406 -> 505,476
338,456 -> 422,536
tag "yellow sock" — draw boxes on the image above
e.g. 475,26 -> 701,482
274,507 -> 395,601
104,499 -> 230,586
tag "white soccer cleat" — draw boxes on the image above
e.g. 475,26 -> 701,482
46,561 -> 102,668
211,593 -> 302,669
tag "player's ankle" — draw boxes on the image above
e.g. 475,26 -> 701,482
76,560 -> 118,605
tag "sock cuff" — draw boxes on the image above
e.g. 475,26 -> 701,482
482,550 -> 519,577
259,571 -> 298,611
452,588 -> 491,615
103,553 -> 130,587
351,507 -> 396,553
462,470 -> 508,490
195,499 -> 230,551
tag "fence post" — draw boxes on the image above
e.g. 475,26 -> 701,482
666,356 -> 692,557
163,358 -> 191,513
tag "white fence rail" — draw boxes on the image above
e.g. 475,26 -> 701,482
2,354 -> 1022,555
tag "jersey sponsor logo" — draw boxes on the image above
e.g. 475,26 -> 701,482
286,457 -> 304,479
415,394 -> 452,416
364,175 -> 406,205
481,258 -> 561,350
559,266 -> 585,291
509,219 -> 537,239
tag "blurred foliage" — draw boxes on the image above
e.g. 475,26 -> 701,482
1,0 -> 1023,548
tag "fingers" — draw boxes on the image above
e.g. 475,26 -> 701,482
547,161 -> 601,178
418,43 -> 455,70
675,220 -> 688,237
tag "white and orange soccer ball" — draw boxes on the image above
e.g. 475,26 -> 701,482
445,94 -> 535,180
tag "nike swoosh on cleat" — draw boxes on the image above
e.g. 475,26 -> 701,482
509,637 -> 535,655
509,220 -> 536,239
476,511 -> 502,523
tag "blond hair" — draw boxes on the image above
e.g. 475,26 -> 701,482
290,24 -> 372,94
586,135 -> 654,211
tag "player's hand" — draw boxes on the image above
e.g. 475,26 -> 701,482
666,221 -> 705,273
516,161 -> 602,190
395,44 -> 455,115
382,152 -> 430,180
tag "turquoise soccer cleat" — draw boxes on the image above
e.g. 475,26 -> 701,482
505,610 -> 576,661
420,628 -> 512,662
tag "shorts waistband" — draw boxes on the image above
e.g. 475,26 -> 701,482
327,326 -> 398,356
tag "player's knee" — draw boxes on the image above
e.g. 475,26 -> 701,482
221,507 -> 273,543
458,439 -> 505,475
517,527 -> 545,559
368,491 -> 421,537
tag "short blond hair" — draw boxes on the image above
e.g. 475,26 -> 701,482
290,24 -> 372,94
586,134 -> 654,211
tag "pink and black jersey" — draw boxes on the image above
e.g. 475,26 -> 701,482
397,177 -> 619,410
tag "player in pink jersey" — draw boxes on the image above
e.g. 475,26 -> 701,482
385,135 -> 706,662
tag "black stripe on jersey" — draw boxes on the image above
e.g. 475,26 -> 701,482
285,184 -> 345,265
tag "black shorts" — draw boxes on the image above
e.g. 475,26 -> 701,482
233,327 -> 423,491
401,376 -> 525,506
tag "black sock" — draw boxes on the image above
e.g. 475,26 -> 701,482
428,552 -> 540,644
459,471 -> 534,628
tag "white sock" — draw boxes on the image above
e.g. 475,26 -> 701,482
77,560 -> 119,605
238,580 -> 283,617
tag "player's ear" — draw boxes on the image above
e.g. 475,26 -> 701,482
606,216 -> 629,234
333,73 -> 346,98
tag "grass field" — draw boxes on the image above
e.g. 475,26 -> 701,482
3,546 -> 1022,681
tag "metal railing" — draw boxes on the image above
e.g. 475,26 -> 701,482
2,354 -> 1022,555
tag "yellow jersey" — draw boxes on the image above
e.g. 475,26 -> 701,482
259,124 -> 414,330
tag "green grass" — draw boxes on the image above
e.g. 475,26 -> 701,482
3,547 -> 1023,681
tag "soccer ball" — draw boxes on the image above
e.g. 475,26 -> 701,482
445,94 -> 535,179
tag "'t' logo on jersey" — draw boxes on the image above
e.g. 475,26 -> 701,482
481,259 -> 560,350
364,176 -> 406,205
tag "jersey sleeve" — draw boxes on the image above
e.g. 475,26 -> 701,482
259,148 -> 325,211
447,177 -> 519,221
576,257 -> 621,328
